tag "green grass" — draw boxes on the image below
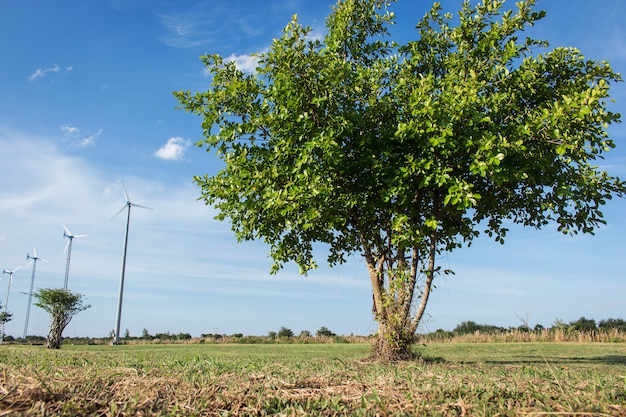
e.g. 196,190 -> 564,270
1,342 -> 625,416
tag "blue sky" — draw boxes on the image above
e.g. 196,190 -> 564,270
0,0 -> 625,339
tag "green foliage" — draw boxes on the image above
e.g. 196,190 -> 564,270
277,326 -> 294,338
453,320 -> 505,335
598,318 -> 626,332
33,288 -> 90,318
568,316 -> 597,332
316,326 -> 336,337
0,310 -> 12,326
175,0 -> 624,359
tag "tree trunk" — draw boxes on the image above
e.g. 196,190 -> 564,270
365,230 -> 438,361
372,320 -> 416,361
46,314 -> 69,349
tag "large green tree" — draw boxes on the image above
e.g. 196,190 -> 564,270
175,0 -> 624,360
34,288 -> 90,349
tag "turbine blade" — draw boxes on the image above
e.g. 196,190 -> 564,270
130,202 -> 153,210
63,224 -> 72,237
25,259 -> 33,268
74,234 -> 88,238
120,181 -> 130,203
32,246 -> 37,258
64,239 -> 71,254
111,205 -> 128,220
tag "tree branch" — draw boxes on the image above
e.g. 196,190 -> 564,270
410,230 -> 437,334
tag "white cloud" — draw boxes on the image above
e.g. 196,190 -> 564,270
61,125 -> 80,136
60,125 -> 101,148
224,53 -> 260,73
75,129 -> 102,148
155,137 -> 190,160
28,64 -> 72,81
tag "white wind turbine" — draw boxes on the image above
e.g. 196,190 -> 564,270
63,225 -> 88,290
1,265 -> 21,345
111,182 -> 152,345
23,248 -> 47,339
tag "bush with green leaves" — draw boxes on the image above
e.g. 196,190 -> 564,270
34,288 -> 90,349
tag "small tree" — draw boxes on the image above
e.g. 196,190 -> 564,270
0,309 -> 12,328
0,305 -> 12,344
34,288 -> 90,349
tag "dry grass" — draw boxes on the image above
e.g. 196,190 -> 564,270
1,343 -> 625,416
421,329 -> 626,344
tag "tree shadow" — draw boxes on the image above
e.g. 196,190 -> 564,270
484,355 -> 626,366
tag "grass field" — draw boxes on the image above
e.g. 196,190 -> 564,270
1,342 -> 625,416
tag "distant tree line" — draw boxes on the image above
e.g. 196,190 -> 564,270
439,317 -> 626,336
3,318 -> 625,346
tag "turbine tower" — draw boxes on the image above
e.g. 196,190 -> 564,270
63,225 -> 87,290
24,248 -> 47,339
1,266 -> 21,345
111,181 -> 151,345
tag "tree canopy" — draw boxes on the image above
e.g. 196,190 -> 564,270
175,0 -> 624,359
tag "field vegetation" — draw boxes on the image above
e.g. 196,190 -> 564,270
1,341 -> 625,416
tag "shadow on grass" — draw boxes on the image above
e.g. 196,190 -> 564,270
483,355 -> 626,366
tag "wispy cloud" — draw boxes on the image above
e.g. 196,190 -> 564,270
61,124 -> 102,148
61,125 -> 80,136
158,6 -> 224,49
28,64 -> 72,82
158,2 -> 278,50
155,136 -> 191,160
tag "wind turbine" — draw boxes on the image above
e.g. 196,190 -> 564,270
63,225 -> 88,290
1,265 -> 21,345
111,182 -> 152,345
23,248 -> 47,339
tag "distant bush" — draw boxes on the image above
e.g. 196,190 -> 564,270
316,326 -> 336,337
201,333 -> 223,340
278,327 -> 294,338
598,318 -> 626,332
568,317 -> 597,332
453,321 -> 505,335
